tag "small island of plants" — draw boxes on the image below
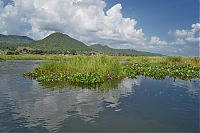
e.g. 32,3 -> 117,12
23,56 -> 125,87
23,56 -> 200,88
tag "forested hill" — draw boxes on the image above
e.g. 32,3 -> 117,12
25,32 -> 91,54
0,34 -> 33,43
0,32 -> 161,56
89,44 -> 161,56
0,34 -> 34,52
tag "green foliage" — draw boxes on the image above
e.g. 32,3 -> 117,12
22,55 -> 200,88
0,54 -> 73,60
165,56 -> 183,64
26,32 -> 91,54
0,34 -> 33,52
0,33 -> 161,56
6,51 -> 19,55
23,56 -> 125,86
0,34 -> 33,44
123,62 -> 200,80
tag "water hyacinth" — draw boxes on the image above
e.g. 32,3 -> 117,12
123,62 -> 200,80
23,56 -> 200,88
23,56 -> 125,86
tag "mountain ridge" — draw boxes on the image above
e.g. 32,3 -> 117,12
0,34 -> 34,43
89,44 -> 161,56
0,32 -> 161,56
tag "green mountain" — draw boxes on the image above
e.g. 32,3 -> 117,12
0,34 -> 33,43
26,32 -> 91,54
89,44 -> 161,56
0,32 -> 161,56
0,34 -> 34,51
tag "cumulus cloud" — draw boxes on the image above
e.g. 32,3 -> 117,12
0,0 -> 146,45
0,0 -> 199,56
149,23 -> 199,46
148,36 -> 186,45
169,38 -> 186,45
148,36 -> 167,45
169,23 -> 200,43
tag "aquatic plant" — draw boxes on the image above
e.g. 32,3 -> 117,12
165,56 -> 183,64
23,55 -> 200,88
0,57 -> 5,61
123,62 -> 200,81
23,56 -> 125,86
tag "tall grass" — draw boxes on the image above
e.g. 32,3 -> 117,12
23,55 -> 200,87
24,56 -> 125,84
0,54 -> 73,60
117,56 -> 200,67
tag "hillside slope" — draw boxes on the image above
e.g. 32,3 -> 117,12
0,32 -> 161,56
0,34 -> 34,51
89,44 -> 161,56
26,32 -> 91,54
0,34 -> 34,43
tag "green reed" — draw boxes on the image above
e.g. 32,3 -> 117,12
0,54 -> 73,60
23,55 -> 200,88
23,56 -> 125,85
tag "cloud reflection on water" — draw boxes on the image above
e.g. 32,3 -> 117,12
11,77 -> 141,132
0,61 -> 198,132
172,79 -> 199,96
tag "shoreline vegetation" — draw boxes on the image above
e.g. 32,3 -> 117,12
0,54 -> 199,88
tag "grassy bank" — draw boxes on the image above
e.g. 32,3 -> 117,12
23,55 -> 200,88
0,54 -> 73,60
1,54 -> 199,67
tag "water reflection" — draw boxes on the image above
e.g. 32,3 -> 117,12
0,61 -> 141,132
0,61 -> 199,132
172,78 -> 199,96
12,78 -> 141,132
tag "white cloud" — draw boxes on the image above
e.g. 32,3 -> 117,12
185,37 -> 199,42
171,23 -> 200,43
0,0 -> 146,45
148,36 -> 167,45
170,38 -> 186,45
148,35 -> 186,46
0,0 -> 199,56
149,23 -> 200,46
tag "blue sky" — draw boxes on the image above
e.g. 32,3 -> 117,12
105,0 -> 199,41
0,0 -> 199,56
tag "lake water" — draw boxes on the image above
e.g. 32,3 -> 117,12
0,60 -> 199,132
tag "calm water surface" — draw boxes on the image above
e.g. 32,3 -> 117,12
0,60 -> 199,132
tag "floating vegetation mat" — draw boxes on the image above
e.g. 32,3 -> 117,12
123,62 -> 199,81
23,56 -> 125,87
23,56 -> 200,88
